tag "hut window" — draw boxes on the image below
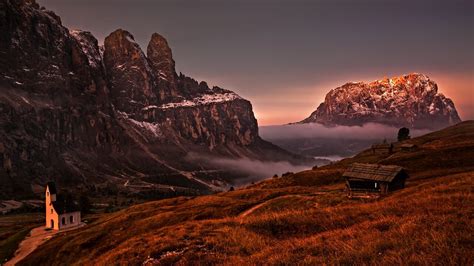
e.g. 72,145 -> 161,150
62,217 -> 66,225
70,216 -> 74,223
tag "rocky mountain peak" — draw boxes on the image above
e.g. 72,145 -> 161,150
147,33 -> 178,102
300,73 -> 461,129
70,30 -> 102,69
103,29 -> 156,113
0,0 -> 72,94
103,29 -> 145,65
147,34 -> 175,73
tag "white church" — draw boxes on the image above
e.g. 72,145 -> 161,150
45,182 -> 81,230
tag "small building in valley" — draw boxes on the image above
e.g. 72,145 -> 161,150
371,142 -> 393,155
343,163 -> 408,197
400,143 -> 417,152
45,182 -> 81,230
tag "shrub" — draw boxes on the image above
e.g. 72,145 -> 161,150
397,127 -> 411,141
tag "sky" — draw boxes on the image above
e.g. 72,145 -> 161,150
38,0 -> 474,125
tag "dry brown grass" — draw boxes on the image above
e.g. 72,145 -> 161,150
20,172 -> 473,266
20,121 -> 474,265
0,213 -> 43,263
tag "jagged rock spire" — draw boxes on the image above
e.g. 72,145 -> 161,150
103,29 -> 156,113
147,33 -> 178,101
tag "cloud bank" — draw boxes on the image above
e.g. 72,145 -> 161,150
185,153 -> 312,185
260,123 -> 432,140
186,123 -> 433,186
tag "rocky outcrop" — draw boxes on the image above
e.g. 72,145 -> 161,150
300,73 -> 461,129
147,33 -> 178,102
104,29 -> 156,114
0,0 -> 308,199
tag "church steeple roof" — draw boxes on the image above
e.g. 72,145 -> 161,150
47,181 -> 57,194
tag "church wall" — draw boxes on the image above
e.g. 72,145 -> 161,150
58,212 -> 81,229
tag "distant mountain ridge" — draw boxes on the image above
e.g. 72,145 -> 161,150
0,0 -> 307,198
300,73 -> 461,129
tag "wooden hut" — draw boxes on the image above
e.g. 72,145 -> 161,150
343,163 -> 408,197
400,143 -> 417,152
371,143 -> 393,154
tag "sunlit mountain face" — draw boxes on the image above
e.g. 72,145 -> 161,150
299,73 -> 461,130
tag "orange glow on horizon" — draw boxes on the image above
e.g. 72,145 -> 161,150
255,72 -> 474,126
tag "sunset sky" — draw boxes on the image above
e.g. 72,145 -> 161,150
38,0 -> 474,125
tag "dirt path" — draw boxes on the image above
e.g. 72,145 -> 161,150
238,195 -> 299,223
238,194 -> 321,223
5,224 -> 85,266
239,202 -> 267,220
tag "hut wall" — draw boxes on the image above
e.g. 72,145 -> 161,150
388,175 -> 407,191
347,179 -> 380,192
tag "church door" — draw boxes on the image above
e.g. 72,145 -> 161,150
51,219 -> 54,229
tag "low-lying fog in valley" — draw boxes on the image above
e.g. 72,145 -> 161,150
186,123 -> 433,187
260,122 -> 432,158
186,152 -> 313,185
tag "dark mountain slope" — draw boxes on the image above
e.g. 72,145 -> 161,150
0,0 -> 309,199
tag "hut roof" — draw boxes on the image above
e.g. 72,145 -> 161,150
400,143 -> 416,148
371,143 -> 391,149
343,163 -> 404,182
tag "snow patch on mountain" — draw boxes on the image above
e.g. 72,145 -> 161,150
142,92 -> 242,110
117,111 -> 163,138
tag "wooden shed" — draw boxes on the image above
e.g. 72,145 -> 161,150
371,143 -> 393,154
343,163 -> 408,197
400,143 -> 417,152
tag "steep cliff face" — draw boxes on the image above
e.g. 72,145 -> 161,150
104,29 -> 156,114
0,0 -> 122,197
301,73 -> 461,129
103,28 -> 261,149
0,0 -> 307,199
102,27 -> 261,151
147,33 -> 178,102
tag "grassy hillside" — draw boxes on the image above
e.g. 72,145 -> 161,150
261,120 -> 474,188
20,121 -> 474,265
0,213 -> 43,264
